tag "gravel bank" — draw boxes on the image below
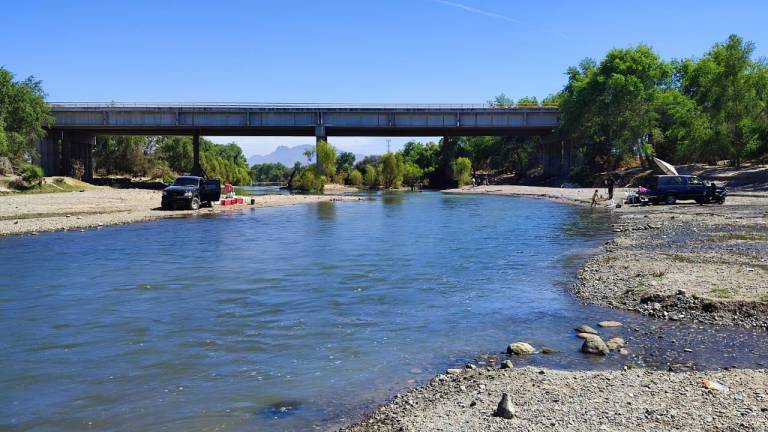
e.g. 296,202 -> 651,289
0,187 -> 362,236
342,366 -> 768,432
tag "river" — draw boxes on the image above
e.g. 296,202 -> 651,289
1,192 -> 766,431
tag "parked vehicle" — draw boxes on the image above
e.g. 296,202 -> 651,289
161,176 -> 221,210
638,175 -> 726,205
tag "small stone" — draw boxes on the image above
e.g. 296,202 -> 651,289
676,289 -> 687,296
446,368 -> 463,375
494,393 -> 515,419
582,336 -> 609,355
619,348 -> 630,356
684,348 -> 693,353
575,324 -> 599,335
606,337 -> 625,351
541,347 -> 559,355
500,360 -> 514,369
598,320 -> 623,328
506,342 -> 535,355
465,364 -> 477,370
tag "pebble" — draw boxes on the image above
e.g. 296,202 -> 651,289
494,393 -> 515,419
500,360 -> 514,369
598,320 -> 623,328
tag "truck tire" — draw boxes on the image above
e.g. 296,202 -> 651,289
664,195 -> 677,205
189,197 -> 200,210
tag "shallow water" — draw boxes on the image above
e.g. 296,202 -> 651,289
1,192 -> 765,431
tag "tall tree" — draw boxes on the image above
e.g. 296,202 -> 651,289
0,67 -> 53,163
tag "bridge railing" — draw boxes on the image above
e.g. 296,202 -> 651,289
49,102 -> 559,110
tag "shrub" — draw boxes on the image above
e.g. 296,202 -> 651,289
363,165 -> 379,189
71,159 -> 85,180
349,169 -> 363,187
453,157 -> 472,186
290,166 -> 325,192
20,163 -> 43,185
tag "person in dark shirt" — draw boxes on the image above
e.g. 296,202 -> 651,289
606,176 -> 615,200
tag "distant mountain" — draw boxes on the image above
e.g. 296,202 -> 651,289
247,144 -> 365,167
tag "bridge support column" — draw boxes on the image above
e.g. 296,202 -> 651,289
540,135 -> 563,178
36,129 -> 63,176
57,131 -> 95,181
315,126 -> 327,167
190,130 -> 205,177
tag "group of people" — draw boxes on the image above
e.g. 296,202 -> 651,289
591,177 -> 615,207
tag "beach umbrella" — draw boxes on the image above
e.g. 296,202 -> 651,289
653,157 -> 679,176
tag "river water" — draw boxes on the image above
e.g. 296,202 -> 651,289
1,192 -> 766,431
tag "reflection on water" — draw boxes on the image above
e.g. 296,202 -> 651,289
0,193 -> 765,431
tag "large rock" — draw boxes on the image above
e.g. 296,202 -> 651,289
494,393 -> 515,419
598,320 -> 623,328
500,360 -> 514,369
575,324 -> 598,335
506,342 -> 535,355
581,336 -> 609,355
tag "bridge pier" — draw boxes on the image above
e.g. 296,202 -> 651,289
36,130 -> 94,180
190,130 -> 205,177
315,126 -> 327,166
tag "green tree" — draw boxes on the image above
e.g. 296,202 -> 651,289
336,151 -> 356,175
315,140 -> 337,178
559,45 -> 671,171
0,67 -> 53,163
402,161 -> 423,190
349,169 -> 363,187
680,34 -> 765,165
453,157 -> 472,186
250,162 -> 288,183
155,136 -> 193,173
363,164 -> 379,189
380,152 -> 403,189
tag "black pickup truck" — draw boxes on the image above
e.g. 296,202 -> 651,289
638,175 -> 726,205
161,176 -> 221,210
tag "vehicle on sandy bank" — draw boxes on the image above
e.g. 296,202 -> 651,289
638,175 -> 726,205
161,176 -> 221,210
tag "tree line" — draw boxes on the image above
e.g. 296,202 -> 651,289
93,135 -> 251,184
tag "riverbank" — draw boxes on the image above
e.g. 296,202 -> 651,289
343,366 -> 768,431
0,186 -> 362,236
446,185 -> 768,328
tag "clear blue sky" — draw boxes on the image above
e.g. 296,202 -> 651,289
2,0 -> 766,156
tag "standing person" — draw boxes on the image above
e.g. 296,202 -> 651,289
606,176 -> 615,200
591,189 -> 599,207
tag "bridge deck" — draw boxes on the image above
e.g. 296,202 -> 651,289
48,103 -> 559,136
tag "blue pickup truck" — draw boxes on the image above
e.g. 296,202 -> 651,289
638,175 -> 726,205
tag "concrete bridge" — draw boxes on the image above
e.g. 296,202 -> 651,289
38,103 -> 575,179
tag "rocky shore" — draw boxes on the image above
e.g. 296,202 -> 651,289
343,366 -> 768,431
0,185 -> 362,236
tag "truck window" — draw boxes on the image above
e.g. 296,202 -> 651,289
687,176 -> 703,185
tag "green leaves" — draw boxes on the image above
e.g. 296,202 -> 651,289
0,68 -> 53,163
